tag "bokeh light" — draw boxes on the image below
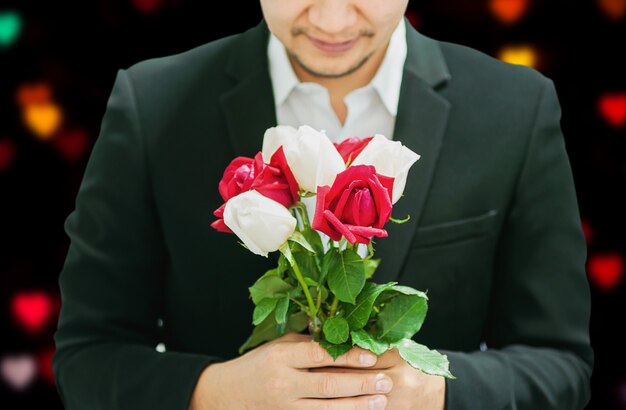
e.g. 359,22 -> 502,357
11,291 -> 54,334
0,9 -> 22,49
596,0 -> 626,21
587,253 -> 625,292
497,44 -> 539,68
488,0 -> 530,25
598,92 -> 626,129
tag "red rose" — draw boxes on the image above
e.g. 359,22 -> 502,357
218,156 -> 257,202
252,146 -> 299,208
211,147 -> 299,233
334,136 -> 373,165
312,165 -> 394,244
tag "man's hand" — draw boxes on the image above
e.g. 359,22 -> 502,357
190,332 -> 393,409
310,345 -> 446,410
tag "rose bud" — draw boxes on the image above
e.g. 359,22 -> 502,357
223,190 -> 297,257
351,134 -> 420,204
334,136 -> 374,165
312,165 -> 394,245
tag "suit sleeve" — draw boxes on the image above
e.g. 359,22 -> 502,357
440,77 -> 594,409
52,69 -> 225,410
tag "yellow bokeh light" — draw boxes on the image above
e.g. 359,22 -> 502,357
22,103 -> 64,140
497,45 -> 538,69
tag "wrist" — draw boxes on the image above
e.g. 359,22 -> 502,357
189,361 -> 225,410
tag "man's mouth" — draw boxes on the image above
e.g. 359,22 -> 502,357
309,36 -> 359,53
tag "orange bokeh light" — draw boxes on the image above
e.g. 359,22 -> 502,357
489,0 -> 530,25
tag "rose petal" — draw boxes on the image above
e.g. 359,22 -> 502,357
211,218 -> 233,233
324,209 -> 357,244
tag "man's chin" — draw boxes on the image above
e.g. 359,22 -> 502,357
291,53 -> 372,79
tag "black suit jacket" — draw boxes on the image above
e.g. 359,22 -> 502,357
52,17 -> 593,409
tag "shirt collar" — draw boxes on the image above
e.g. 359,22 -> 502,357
267,18 -> 407,116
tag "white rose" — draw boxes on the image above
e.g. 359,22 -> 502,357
351,134 -> 421,204
223,190 -> 297,257
262,125 -> 345,193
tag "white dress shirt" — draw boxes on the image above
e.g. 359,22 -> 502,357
267,17 -> 407,143
267,18 -> 407,255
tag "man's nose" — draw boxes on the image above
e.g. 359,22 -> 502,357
308,0 -> 358,36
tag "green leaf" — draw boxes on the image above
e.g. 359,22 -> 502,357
275,294 -> 290,324
288,231 -> 316,253
249,276 -> 293,304
279,242 -> 295,265
319,339 -> 352,361
350,329 -> 393,356
323,316 -> 350,344
253,297 -> 279,325
314,285 -> 329,304
392,338 -> 455,379
327,249 -> 366,304
238,311 -> 309,355
320,250 -> 334,285
293,251 -> 320,283
389,215 -> 411,224
289,286 -> 303,298
364,259 -> 380,279
302,227 -> 324,256
288,311 -> 309,333
304,277 -> 319,286
377,294 -> 428,343
391,284 -> 428,299
239,313 -> 278,354
343,282 -> 397,330
259,268 -> 281,281
278,253 -> 290,275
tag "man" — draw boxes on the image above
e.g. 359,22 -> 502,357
52,0 -> 593,409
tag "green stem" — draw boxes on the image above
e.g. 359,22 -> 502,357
291,257 -> 317,317
328,295 -> 339,317
316,287 -> 322,313
289,297 -> 307,311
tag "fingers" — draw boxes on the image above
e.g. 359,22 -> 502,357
287,340 -> 379,369
295,394 -> 388,410
296,370 -> 393,399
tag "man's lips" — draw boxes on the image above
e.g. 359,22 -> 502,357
309,36 -> 359,53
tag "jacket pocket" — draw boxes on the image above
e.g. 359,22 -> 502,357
411,209 -> 499,249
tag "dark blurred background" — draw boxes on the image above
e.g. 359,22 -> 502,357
0,0 -> 624,408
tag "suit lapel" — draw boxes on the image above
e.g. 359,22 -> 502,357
220,18 -> 452,284
220,20 -> 277,157
373,18 -> 452,284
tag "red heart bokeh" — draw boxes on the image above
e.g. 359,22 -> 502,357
587,252 -> 624,291
11,291 -> 53,333
598,92 -> 626,128
53,128 -> 90,161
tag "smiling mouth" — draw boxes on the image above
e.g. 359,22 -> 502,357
309,36 -> 359,53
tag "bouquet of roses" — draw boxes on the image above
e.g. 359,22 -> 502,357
211,124 -> 454,379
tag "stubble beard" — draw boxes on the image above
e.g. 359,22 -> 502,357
288,27 -> 376,79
